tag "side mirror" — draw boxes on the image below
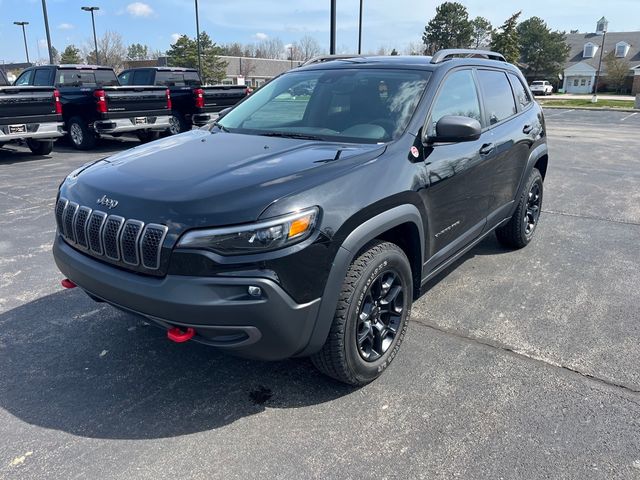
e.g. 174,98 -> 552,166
427,115 -> 482,143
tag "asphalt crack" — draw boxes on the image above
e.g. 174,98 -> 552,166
543,209 -> 640,227
411,319 -> 640,396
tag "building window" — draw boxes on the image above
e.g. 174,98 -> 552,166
221,78 -> 233,85
573,79 -> 579,87
580,79 -> 586,86
583,43 -> 598,58
615,42 -> 630,58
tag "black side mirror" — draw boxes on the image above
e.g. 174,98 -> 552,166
427,115 -> 482,143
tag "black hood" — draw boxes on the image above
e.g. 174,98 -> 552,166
60,129 -> 385,231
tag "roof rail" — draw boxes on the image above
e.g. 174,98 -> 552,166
301,54 -> 364,67
430,49 -> 506,64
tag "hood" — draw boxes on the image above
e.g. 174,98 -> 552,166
61,129 -> 385,230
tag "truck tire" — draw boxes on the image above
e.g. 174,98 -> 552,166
496,168 -> 543,249
168,114 -> 188,135
137,130 -> 160,143
68,117 -> 96,150
26,139 -> 54,155
311,240 -> 412,385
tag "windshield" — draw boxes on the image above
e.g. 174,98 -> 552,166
531,81 -> 544,85
218,68 -> 430,143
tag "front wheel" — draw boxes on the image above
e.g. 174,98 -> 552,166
311,240 -> 412,386
496,168 -> 543,249
26,139 -> 53,155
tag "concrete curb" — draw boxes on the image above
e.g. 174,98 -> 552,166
540,105 -> 639,113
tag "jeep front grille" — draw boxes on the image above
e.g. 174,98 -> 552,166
55,197 -> 168,272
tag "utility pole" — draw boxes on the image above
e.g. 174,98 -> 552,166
593,29 -> 607,102
41,0 -> 54,64
330,0 -> 336,55
195,0 -> 203,83
13,22 -> 30,64
358,0 -> 363,54
81,7 -> 100,64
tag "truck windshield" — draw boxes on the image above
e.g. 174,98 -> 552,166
218,68 -> 431,143
56,69 -> 119,87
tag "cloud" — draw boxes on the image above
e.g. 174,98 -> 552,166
38,39 -> 48,48
253,32 -> 269,41
58,23 -> 74,30
170,33 -> 182,43
126,2 -> 153,17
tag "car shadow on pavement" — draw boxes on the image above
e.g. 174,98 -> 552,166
0,289 -> 354,440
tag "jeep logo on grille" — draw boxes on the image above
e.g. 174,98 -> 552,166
96,194 -> 119,210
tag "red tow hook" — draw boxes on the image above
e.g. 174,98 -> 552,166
61,278 -> 77,289
167,327 -> 195,343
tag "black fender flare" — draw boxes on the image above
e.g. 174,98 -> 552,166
510,142 -> 548,216
296,204 -> 425,357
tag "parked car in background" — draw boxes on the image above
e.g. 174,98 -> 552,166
0,68 -> 64,155
118,67 -> 250,134
53,50 -> 548,385
529,80 -> 554,96
14,65 -> 172,150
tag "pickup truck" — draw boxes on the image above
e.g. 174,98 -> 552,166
118,67 -> 249,134
0,69 -> 64,155
14,65 -> 172,150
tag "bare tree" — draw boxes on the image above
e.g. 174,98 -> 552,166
403,41 -> 424,55
256,38 -> 284,59
293,34 -> 322,61
239,57 -> 256,77
604,52 -> 631,93
84,31 -> 127,71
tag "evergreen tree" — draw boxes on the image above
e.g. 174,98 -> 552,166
422,2 -> 473,54
517,17 -> 570,78
166,32 -> 227,84
60,45 -> 82,64
490,11 -> 522,64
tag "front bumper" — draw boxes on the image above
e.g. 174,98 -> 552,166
53,236 -> 321,360
0,121 -> 64,142
94,115 -> 171,134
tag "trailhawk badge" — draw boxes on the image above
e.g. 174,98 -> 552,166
96,194 -> 119,209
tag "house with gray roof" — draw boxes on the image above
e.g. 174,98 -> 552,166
562,17 -> 640,94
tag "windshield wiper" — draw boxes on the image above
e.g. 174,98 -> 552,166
258,131 -> 324,141
211,121 -> 229,133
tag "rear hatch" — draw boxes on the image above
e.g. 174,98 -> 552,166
201,85 -> 247,111
0,86 -> 59,125
103,86 -> 170,118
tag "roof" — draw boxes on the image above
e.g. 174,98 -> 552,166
56,64 -> 113,70
564,31 -> 640,72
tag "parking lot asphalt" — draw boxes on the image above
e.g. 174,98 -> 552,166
0,109 -> 639,479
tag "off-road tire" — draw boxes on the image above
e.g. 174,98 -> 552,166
311,240 -> 412,386
496,168 -> 543,249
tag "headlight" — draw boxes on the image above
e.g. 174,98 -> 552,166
177,207 -> 319,255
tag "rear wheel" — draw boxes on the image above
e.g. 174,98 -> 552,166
496,168 -> 543,249
26,139 -> 53,155
168,114 -> 188,135
311,240 -> 412,386
136,130 -> 160,143
68,116 -> 96,150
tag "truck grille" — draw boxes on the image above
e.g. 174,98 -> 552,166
55,197 -> 168,272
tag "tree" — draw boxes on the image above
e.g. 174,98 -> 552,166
490,11 -> 522,64
256,37 -> 284,59
60,44 -> 82,64
604,52 -> 631,92
292,35 -> 322,61
471,17 -> 492,48
127,43 -> 150,61
220,42 -> 244,57
166,32 -> 227,84
84,31 -> 127,70
390,48 -> 399,56
404,41 -> 424,55
422,2 -> 473,55
517,17 -> 570,79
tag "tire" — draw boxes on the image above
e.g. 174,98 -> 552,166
496,168 -> 543,249
67,116 -> 96,150
136,130 -> 160,143
311,240 -> 412,386
26,139 -> 53,155
168,114 -> 188,135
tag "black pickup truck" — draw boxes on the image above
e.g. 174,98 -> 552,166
14,65 -> 172,150
118,67 -> 249,134
0,69 -> 64,155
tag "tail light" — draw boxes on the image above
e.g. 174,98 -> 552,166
193,88 -> 205,108
53,89 -> 62,115
93,89 -> 107,113
166,88 -> 172,110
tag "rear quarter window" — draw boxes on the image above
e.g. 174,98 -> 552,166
477,70 -> 517,125
508,73 -> 532,110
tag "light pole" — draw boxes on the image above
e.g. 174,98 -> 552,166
81,6 -> 100,65
13,21 -> 30,64
592,28 -> 607,102
194,0 -> 203,83
41,0 -> 54,64
330,0 -> 336,55
358,0 -> 363,54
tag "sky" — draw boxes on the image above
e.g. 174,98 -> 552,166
0,0 -> 639,63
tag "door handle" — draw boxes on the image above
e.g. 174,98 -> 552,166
523,124 -> 533,134
479,143 -> 494,155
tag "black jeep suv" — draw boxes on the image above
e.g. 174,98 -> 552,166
53,50 -> 548,385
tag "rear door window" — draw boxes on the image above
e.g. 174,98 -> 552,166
428,69 -> 481,135
477,70 -> 517,125
132,70 -> 154,85
33,69 -> 51,86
